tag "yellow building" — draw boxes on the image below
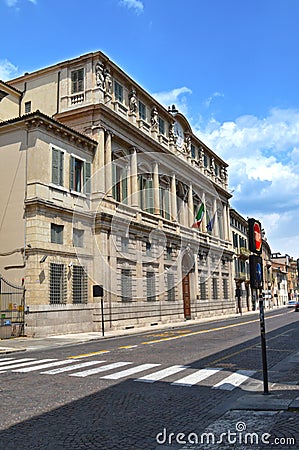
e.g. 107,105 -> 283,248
1,51 -> 234,337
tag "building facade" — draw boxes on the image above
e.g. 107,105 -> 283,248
1,51 -> 235,337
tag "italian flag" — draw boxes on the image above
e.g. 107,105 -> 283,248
192,203 -> 205,228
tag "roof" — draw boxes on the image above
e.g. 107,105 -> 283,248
0,110 -> 98,148
0,80 -> 22,96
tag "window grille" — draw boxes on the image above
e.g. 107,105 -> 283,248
146,271 -> 156,301
212,277 -> 218,299
167,272 -> 175,301
223,278 -> 229,299
72,265 -> 88,304
50,263 -> 66,304
121,269 -> 132,302
200,277 -> 207,300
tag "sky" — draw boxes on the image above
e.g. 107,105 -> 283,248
1,0 -> 299,258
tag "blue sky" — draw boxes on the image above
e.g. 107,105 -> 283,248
1,0 -> 299,257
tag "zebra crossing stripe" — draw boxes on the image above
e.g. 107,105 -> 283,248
12,359 -> 80,373
0,359 -> 56,371
171,368 -> 221,386
0,358 -> 35,367
69,361 -> 132,378
41,360 -> 106,375
212,370 -> 256,391
101,363 -> 161,380
136,365 -> 189,383
0,358 -> 15,363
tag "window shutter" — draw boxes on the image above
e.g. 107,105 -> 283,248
70,156 -> 75,190
59,151 -> 64,186
122,167 -> 128,204
52,148 -> 59,185
83,162 -> 91,194
146,178 -> 154,214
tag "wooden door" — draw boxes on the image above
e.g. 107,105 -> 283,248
182,273 -> 191,319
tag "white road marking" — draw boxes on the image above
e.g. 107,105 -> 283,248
136,365 -> 188,383
69,361 -> 132,378
0,359 -> 56,371
171,368 -> 221,386
101,363 -> 161,380
13,359 -> 80,373
0,358 -> 35,367
41,360 -> 106,375
212,370 -> 256,391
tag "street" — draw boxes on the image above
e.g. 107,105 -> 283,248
0,309 -> 298,449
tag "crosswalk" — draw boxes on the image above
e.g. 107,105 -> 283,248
0,356 -> 256,391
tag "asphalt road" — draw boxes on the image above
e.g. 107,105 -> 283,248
0,308 -> 298,450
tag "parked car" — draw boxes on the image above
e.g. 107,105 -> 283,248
295,301 -> 299,312
287,299 -> 297,308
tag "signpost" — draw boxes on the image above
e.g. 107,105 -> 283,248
248,218 -> 269,394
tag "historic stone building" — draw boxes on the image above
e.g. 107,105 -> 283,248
0,51 -> 235,337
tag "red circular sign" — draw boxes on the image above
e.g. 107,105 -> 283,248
253,222 -> 262,252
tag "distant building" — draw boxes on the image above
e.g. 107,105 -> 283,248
0,51 -> 234,337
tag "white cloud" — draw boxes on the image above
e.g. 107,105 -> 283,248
0,59 -> 18,80
194,108 -> 299,256
203,91 -> 224,108
119,0 -> 144,14
152,87 -> 192,116
5,0 -> 37,7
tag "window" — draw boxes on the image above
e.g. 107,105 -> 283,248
52,147 -> 64,187
138,101 -> 146,120
71,68 -> 84,94
191,144 -> 196,159
114,81 -> 123,102
50,263 -> 66,304
166,246 -> 172,261
233,232 -> 239,248
112,162 -> 128,203
223,278 -> 229,299
146,242 -> 152,257
158,117 -> 165,135
51,224 -> 64,245
212,277 -> 218,299
204,154 -> 209,168
200,277 -> 207,300
70,156 -> 91,194
25,101 -> 31,113
73,228 -> 84,248
167,272 -> 175,301
138,175 -> 154,214
159,185 -> 170,219
121,269 -> 132,302
72,265 -> 88,304
121,237 -> 129,253
146,271 -> 156,301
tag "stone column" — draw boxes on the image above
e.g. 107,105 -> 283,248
171,173 -> 177,222
105,131 -> 113,197
130,147 -> 138,208
188,184 -> 194,227
153,161 -> 160,215
93,127 -> 105,194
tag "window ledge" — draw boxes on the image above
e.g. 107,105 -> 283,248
70,190 -> 87,198
49,183 -> 69,193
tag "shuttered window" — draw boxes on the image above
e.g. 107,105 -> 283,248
167,272 -> 175,301
71,68 -> 84,94
51,224 -> 64,245
52,147 -> 64,186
